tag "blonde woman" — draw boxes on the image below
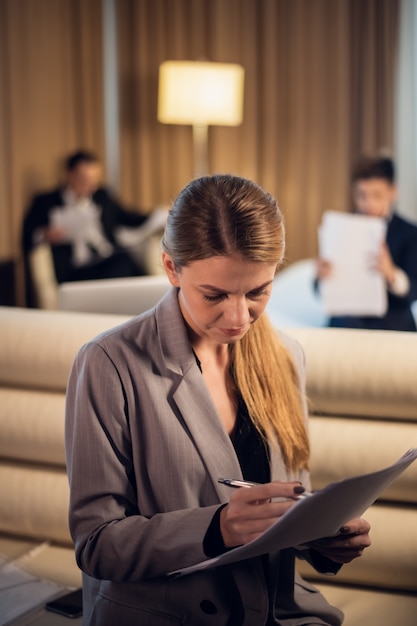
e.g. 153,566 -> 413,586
66,175 -> 371,625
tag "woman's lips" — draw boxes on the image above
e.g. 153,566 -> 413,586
220,327 -> 245,337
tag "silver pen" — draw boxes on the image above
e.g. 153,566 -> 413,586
218,477 -> 313,498
218,478 -> 260,488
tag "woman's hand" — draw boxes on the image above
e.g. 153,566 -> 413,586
219,481 -> 304,547
307,517 -> 371,564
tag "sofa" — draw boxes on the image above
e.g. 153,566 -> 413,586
57,274 -> 171,315
0,304 -> 416,625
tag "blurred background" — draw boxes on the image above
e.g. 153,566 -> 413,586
1,0 -> 415,306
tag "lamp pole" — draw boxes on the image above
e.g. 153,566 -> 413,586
158,60 -> 244,181
192,124 -> 209,178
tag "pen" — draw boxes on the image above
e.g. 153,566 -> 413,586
218,478 -> 313,499
218,478 -> 260,488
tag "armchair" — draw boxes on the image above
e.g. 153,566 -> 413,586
27,231 -> 165,310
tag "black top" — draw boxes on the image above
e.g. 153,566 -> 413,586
231,398 -> 270,484
203,398 -> 270,557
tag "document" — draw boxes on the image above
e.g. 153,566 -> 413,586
168,448 -> 417,578
318,210 -> 387,316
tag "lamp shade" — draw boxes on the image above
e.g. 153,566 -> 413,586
158,60 -> 244,126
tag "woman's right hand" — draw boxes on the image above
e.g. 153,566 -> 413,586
219,481 -> 305,547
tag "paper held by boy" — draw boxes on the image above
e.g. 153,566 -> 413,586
318,211 -> 387,316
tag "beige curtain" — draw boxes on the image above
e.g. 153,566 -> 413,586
0,0 -> 398,304
0,0 -> 105,304
117,0 -> 399,264
395,0 -> 417,223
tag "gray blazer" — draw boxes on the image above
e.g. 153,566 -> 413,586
65,288 -> 343,626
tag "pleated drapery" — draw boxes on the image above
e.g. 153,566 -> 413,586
0,0 -> 105,304
117,0 -> 399,264
0,0 -> 398,304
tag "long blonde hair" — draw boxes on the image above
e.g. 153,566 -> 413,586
162,175 -> 309,471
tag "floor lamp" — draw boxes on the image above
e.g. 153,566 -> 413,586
157,60 -> 244,179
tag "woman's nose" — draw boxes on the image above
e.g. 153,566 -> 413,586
224,298 -> 250,326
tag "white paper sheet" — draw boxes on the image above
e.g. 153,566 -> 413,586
168,448 -> 417,578
318,211 -> 387,316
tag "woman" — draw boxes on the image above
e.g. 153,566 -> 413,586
65,175 -> 371,625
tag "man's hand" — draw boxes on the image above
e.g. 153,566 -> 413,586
374,242 -> 396,285
316,258 -> 333,280
43,225 -> 67,245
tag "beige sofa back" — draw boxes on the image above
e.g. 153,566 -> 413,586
288,327 -> 417,595
0,307 -> 130,588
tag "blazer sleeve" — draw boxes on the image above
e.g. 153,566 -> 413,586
95,188 -> 148,234
399,231 -> 417,302
65,340 -> 220,583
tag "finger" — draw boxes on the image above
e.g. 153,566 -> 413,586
315,546 -> 369,564
263,481 -> 309,502
221,499 -> 295,546
339,517 -> 371,535
236,498 -> 295,521
231,481 -> 307,506
313,532 -> 371,552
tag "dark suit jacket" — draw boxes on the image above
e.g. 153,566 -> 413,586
329,213 -> 417,332
22,187 -> 147,283
65,289 -> 343,626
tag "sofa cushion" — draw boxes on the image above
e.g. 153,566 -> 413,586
0,308 -> 130,391
309,416 -> 417,503
313,582 -> 417,626
288,327 -> 417,420
298,503 -> 417,591
0,464 -> 71,545
0,389 -> 66,465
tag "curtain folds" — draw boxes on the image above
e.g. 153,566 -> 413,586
0,0 -> 105,304
0,0 -> 399,304
117,0 -> 399,263
395,0 -> 417,222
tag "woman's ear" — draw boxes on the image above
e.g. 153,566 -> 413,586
162,253 -> 180,287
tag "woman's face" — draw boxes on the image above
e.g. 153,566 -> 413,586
162,253 -> 277,345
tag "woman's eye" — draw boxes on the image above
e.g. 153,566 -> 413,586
248,289 -> 270,299
203,293 -> 227,302
203,289 -> 270,302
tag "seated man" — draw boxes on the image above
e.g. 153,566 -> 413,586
23,149 -> 166,284
315,155 -> 417,331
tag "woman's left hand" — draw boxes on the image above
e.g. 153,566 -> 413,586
307,517 -> 371,564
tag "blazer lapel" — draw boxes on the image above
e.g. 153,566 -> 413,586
173,368 -> 243,500
156,289 -> 243,500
